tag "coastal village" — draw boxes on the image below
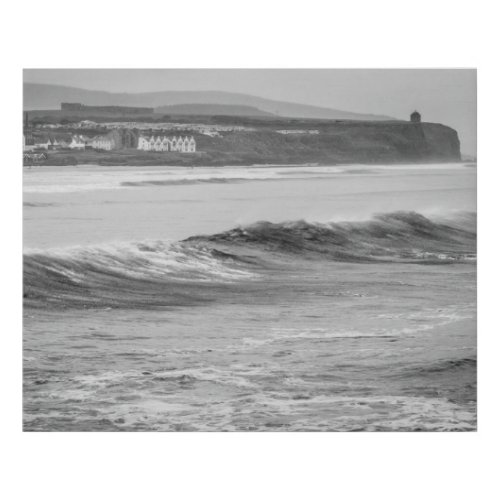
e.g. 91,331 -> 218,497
23,108 -> 197,157
24,131 -> 197,153
22,103 -> 206,166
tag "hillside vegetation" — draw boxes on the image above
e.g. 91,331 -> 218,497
194,121 -> 460,164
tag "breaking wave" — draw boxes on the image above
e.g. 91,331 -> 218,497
121,178 -> 250,187
23,202 -> 58,208
24,211 -> 476,309
414,357 -> 477,375
185,211 -> 476,263
24,241 -> 255,309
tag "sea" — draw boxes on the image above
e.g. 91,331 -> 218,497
23,163 -> 477,431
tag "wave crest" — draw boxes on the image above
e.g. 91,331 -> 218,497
24,241 -> 255,309
24,211 -> 476,309
185,211 -> 476,263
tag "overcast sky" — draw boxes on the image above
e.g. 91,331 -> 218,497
24,69 -> 476,155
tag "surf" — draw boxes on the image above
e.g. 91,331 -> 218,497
23,241 -> 256,309
23,211 -> 476,310
185,211 -> 476,263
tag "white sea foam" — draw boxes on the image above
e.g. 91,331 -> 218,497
25,240 -> 256,285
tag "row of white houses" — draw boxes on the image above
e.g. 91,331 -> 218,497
137,135 -> 196,153
30,137 -> 67,150
25,134 -> 87,151
25,133 -> 197,153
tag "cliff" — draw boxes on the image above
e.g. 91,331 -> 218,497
191,121 -> 461,165
26,117 -> 461,167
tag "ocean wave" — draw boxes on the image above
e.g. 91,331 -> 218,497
119,173 -> 379,188
23,211 -> 476,309
185,211 -> 476,263
412,357 -> 477,375
24,241 -> 255,309
23,202 -> 59,208
121,177 -> 250,187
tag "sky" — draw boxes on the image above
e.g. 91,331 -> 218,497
24,69 -> 476,155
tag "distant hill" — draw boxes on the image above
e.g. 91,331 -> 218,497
23,83 -> 395,121
157,103 -> 275,117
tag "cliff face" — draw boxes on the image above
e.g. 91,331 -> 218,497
194,121 -> 461,165
418,123 -> 461,161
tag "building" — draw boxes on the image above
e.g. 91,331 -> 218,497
169,136 -> 181,152
410,111 -> 421,123
182,136 -> 196,152
34,138 -> 51,150
89,130 -> 119,151
89,134 -> 116,151
31,131 -> 72,150
68,135 -> 87,150
57,138 -> 70,149
120,129 -> 139,149
138,135 -> 151,151
89,129 -> 139,150
34,137 -> 60,150
137,135 -> 196,153
137,135 -> 170,152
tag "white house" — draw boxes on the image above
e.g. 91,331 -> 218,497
169,136 -> 181,152
34,138 -> 54,150
137,135 -> 150,151
186,136 -> 196,152
69,135 -> 87,150
137,135 -> 196,153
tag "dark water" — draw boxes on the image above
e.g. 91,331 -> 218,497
23,164 -> 476,431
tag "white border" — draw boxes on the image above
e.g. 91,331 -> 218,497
2,1 -> 498,499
